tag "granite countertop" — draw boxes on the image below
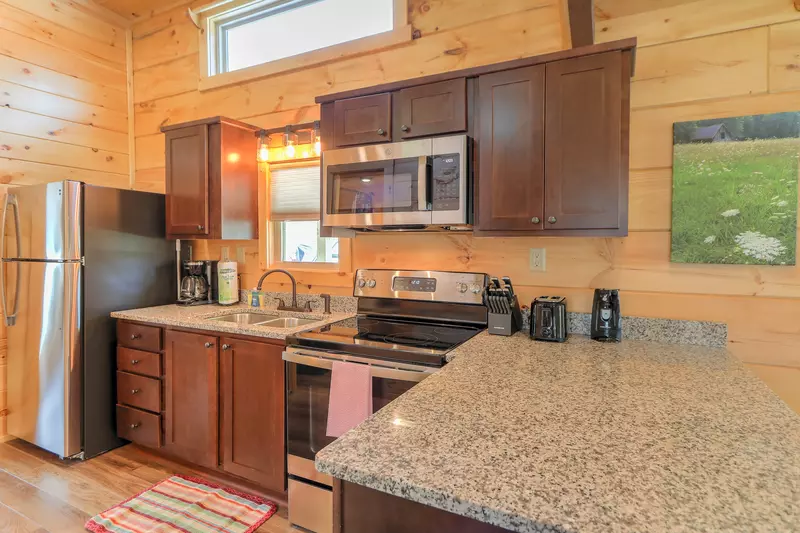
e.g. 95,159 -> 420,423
315,332 -> 800,533
111,303 -> 353,340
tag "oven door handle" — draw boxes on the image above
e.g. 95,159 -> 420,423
282,351 -> 436,383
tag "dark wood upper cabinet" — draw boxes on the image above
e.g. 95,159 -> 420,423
395,78 -> 467,139
333,93 -> 392,147
220,338 -> 286,492
164,124 -> 209,237
162,117 -> 259,240
163,329 -> 219,469
316,39 -> 635,236
476,66 -> 545,231
544,52 -> 627,231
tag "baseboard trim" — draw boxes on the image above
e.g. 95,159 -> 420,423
0,435 -> 14,444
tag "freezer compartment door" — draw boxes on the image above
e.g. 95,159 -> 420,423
3,181 -> 82,261
6,261 -> 82,458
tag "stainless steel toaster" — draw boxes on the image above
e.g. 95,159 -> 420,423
530,296 -> 567,342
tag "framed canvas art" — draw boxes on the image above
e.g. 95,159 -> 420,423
671,112 -> 800,265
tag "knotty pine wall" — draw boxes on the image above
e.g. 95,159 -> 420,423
0,0 -> 130,438
130,0 -> 800,412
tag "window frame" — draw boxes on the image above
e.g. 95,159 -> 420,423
260,159 -> 352,273
197,0 -> 410,92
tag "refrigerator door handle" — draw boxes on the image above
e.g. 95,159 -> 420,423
1,193 -> 22,326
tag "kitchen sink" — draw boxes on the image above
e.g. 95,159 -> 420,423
209,312 -> 278,325
260,317 -> 318,328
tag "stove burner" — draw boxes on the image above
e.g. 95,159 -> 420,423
383,332 -> 439,346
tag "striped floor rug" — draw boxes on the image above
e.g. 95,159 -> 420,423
85,475 -> 278,533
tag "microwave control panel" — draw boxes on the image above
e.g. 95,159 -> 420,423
431,153 -> 460,211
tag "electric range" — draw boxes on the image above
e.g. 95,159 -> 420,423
283,269 -> 487,532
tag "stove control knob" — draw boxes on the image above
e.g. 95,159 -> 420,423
357,279 -> 366,288
470,284 -> 482,294
457,283 -> 468,293
367,279 -> 377,288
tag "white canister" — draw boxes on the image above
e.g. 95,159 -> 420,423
217,260 -> 239,305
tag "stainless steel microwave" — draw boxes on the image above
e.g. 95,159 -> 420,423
321,134 -> 471,231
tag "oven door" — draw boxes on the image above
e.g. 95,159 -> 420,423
283,348 -> 436,462
322,138 -> 433,227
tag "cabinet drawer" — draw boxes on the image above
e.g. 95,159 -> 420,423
117,404 -> 162,448
117,371 -> 162,413
117,347 -> 161,378
333,93 -> 391,146
288,479 -> 332,533
118,322 -> 161,352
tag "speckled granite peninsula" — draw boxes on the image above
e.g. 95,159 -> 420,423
316,333 -> 800,533
111,302 -> 353,339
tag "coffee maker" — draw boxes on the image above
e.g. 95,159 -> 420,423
177,260 -> 218,305
590,289 -> 622,342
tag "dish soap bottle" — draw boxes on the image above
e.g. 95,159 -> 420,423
217,247 -> 238,306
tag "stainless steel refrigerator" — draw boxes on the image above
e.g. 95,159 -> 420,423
1,181 -> 175,459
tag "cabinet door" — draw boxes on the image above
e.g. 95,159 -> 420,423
163,330 -> 218,468
545,52 -> 624,230
221,338 -> 286,491
395,78 -> 466,139
476,66 -> 545,231
333,93 -> 392,146
165,124 -> 210,237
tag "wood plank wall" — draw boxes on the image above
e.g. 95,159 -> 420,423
129,0 -> 800,412
0,0 -> 130,438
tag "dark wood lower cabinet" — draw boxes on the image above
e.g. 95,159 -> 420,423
116,320 -> 288,498
220,337 -> 286,492
163,329 -> 219,469
335,481 -> 512,533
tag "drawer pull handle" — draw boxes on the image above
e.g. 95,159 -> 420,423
131,389 -> 140,395
131,359 -> 140,365
531,217 -> 540,224
197,224 -> 204,231
222,344 -> 231,351
377,128 -> 386,136
204,342 -> 214,348
130,334 -> 141,340
130,423 -> 140,429
547,216 -> 557,224
401,125 -> 409,132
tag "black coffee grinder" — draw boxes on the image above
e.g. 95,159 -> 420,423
590,289 -> 622,342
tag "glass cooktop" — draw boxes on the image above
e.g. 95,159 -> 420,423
286,315 -> 484,367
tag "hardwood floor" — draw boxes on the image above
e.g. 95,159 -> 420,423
0,439 -> 293,532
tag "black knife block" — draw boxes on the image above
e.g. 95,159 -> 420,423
487,296 -> 523,336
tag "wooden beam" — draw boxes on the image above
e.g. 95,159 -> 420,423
567,0 -> 594,47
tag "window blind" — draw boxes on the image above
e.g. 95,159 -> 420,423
269,164 -> 321,221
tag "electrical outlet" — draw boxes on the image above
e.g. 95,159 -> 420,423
529,248 -> 546,272
236,246 -> 246,264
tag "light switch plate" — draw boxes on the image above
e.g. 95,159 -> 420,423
529,248 -> 546,272
236,246 -> 246,264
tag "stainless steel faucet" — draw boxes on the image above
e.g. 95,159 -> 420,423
256,269 -> 311,312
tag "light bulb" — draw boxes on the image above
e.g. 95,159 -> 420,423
285,142 -> 295,158
302,149 -> 310,158
314,136 -> 322,156
258,143 -> 269,162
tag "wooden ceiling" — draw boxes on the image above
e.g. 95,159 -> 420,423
93,0 -> 706,24
92,0 -> 173,20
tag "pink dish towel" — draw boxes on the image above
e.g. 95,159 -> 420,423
326,361 -> 373,438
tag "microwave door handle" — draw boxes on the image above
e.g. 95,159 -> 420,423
417,156 -> 429,211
